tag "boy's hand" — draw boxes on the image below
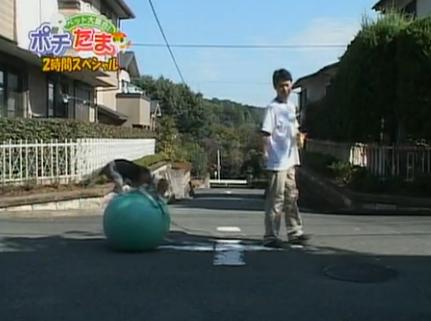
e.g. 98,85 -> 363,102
296,132 -> 306,149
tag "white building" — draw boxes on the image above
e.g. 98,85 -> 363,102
0,0 -> 160,129
292,62 -> 338,127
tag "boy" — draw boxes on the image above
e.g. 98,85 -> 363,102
261,69 -> 310,247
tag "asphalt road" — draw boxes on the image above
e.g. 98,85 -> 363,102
0,188 -> 431,321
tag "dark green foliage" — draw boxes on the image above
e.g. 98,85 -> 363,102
134,153 -> 169,168
396,18 -> 431,141
134,76 -> 265,179
307,13 -> 431,143
0,118 -> 154,142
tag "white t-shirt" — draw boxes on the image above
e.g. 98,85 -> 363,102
261,99 -> 300,171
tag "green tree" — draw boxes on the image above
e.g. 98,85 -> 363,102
157,116 -> 178,161
135,75 -> 265,178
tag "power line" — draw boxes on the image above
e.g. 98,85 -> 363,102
190,80 -> 271,86
147,0 -> 186,84
132,43 -> 347,49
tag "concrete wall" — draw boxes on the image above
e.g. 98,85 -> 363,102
169,169 -> 191,200
116,94 -> 151,128
16,0 -> 58,50
96,70 -> 120,111
0,0 -> 15,41
152,163 -> 192,201
116,96 -> 140,127
97,87 -> 118,110
417,0 -> 431,16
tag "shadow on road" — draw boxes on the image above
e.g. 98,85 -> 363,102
174,187 -> 333,213
0,231 -> 430,321
174,188 -> 431,216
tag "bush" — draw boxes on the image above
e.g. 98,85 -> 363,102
307,13 -> 431,143
174,139 -> 208,178
301,151 -> 339,177
303,152 -> 431,197
0,118 -> 155,142
396,18 -> 431,141
328,161 -> 366,185
134,153 -> 169,168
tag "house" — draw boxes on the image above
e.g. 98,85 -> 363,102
0,0 -> 159,129
373,0 -> 431,17
292,62 -> 339,127
98,50 -> 162,129
57,0 -> 161,129
0,0 -> 117,121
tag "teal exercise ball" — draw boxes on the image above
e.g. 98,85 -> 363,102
103,190 -> 170,251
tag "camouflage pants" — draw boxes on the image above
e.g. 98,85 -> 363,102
264,167 -> 303,241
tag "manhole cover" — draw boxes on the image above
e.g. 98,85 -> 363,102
323,263 -> 398,283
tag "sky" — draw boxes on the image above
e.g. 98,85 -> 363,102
122,0 -> 378,107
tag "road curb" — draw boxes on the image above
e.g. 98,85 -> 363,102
0,196 -> 105,217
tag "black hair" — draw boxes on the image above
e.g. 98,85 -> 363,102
272,69 -> 293,88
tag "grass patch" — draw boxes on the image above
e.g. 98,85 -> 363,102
133,153 -> 169,168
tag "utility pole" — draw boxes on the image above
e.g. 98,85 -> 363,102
217,149 -> 221,181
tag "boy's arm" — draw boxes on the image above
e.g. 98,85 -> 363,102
261,106 -> 274,158
261,131 -> 271,160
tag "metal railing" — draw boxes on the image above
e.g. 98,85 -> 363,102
0,138 -> 155,185
306,139 -> 431,181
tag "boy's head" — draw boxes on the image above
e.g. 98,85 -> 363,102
272,69 -> 293,102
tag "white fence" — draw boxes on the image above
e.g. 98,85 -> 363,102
306,139 -> 431,181
0,138 -> 155,185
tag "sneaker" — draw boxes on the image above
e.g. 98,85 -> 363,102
287,234 -> 311,244
263,238 -> 285,248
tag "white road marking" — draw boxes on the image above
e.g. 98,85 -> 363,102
217,226 -> 241,232
213,240 -> 245,266
158,241 -> 282,253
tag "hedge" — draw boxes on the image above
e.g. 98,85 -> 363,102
307,13 -> 431,143
134,153 -> 169,168
396,18 -> 431,141
0,118 -> 156,142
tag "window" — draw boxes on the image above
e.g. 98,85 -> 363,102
57,83 -> 69,118
7,73 -> 19,117
47,80 -> 69,118
74,86 -> 92,122
48,81 -> 54,117
0,69 -> 22,118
